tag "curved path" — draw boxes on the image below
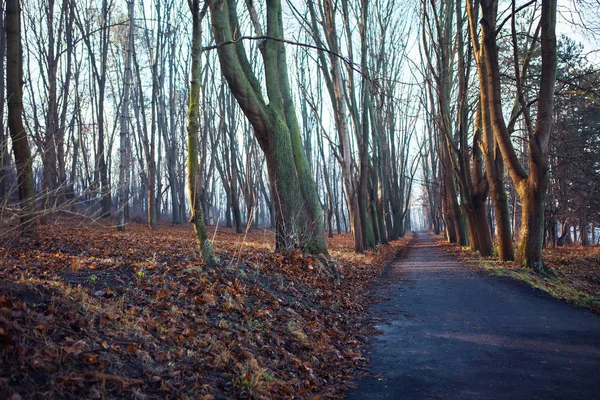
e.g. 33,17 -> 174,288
347,232 -> 600,399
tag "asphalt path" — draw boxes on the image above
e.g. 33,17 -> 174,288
346,232 -> 600,399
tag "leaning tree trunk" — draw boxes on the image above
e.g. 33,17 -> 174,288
467,0 -> 515,261
6,0 -> 36,236
208,0 -> 328,255
479,0 -> 557,271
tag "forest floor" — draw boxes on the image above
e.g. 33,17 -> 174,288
439,236 -> 600,314
0,218 -> 413,400
346,231 -> 600,399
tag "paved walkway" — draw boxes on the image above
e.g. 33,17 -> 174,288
347,232 -> 600,399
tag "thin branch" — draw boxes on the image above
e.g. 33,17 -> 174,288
495,0 -> 537,36
203,35 -> 378,86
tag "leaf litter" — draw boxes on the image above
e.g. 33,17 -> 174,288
0,219 -> 412,399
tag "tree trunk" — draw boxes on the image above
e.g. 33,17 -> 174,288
167,33 -> 182,225
226,92 -> 242,233
466,1 -> 515,261
580,210 -> 589,246
244,134 -> 255,228
468,108 -> 494,256
473,197 -> 494,256
209,0 -> 328,255
478,0 -> 557,270
117,0 -> 134,232
317,126 -> 334,238
6,0 -> 36,236
0,4 -> 7,202
187,0 -> 214,265
440,144 -> 465,244
486,147 -> 514,260
98,0 -> 111,217
357,0 -> 377,250
515,174 -> 547,271
307,0 -> 364,251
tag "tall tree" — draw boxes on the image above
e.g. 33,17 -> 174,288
74,0 -> 112,217
478,0 -> 557,270
208,0 -> 329,255
306,0 -> 364,251
117,0 -> 134,231
6,0 -> 36,236
0,1 -> 7,202
466,0 -> 516,261
188,0 -> 214,265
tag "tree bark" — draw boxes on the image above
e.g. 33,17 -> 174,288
0,1 -> 7,202
466,0 -> 515,260
97,0 -> 111,217
6,0 -> 36,236
187,0 -> 214,266
208,0 -> 328,255
478,0 -> 557,270
308,0 -> 364,251
117,0 -> 134,232
579,210 -> 589,246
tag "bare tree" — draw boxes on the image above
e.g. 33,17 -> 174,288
6,0 -> 35,236
0,1 -> 8,202
74,0 -> 113,217
207,0 -> 329,255
117,0 -> 134,231
188,0 -> 214,265
476,0 -> 558,271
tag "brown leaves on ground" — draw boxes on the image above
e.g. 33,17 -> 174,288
0,219 -> 411,399
437,235 -> 600,314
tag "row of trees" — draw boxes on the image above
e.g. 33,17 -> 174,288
1,0 -> 421,265
419,0 -> 600,270
2,0 -> 597,271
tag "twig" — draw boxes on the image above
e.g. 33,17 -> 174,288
57,372 -> 144,385
80,341 -> 137,354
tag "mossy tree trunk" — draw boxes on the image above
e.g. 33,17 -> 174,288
208,0 -> 328,254
187,0 -> 214,266
357,0 -> 376,250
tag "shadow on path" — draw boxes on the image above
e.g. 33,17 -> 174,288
346,231 -> 600,399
